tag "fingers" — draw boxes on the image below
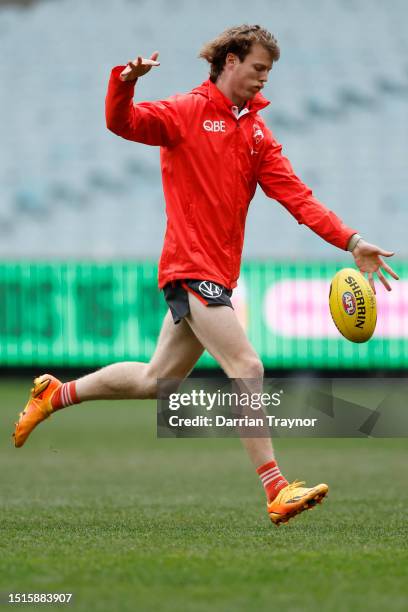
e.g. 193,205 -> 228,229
377,269 -> 391,292
368,243 -> 395,257
123,60 -> 136,73
120,53 -> 160,81
135,54 -> 160,67
125,53 -> 160,71
367,272 -> 376,294
379,258 -> 399,280
120,59 -> 139,81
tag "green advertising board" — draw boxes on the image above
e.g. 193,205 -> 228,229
0,261 -> 406,368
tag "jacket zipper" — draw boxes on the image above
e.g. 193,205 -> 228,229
230,119 -> 241,285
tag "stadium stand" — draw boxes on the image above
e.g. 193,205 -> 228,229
0,0 -> 407,257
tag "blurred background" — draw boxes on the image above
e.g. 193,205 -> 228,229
1,0 -> 407,370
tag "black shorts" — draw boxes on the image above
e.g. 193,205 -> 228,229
163,279 -> 233,324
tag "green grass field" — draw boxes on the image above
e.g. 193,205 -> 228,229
1,380 -> 407,611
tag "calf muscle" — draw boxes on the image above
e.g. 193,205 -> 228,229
75,312 -> 204,401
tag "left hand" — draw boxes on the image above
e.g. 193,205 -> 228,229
352,239 -> 399,293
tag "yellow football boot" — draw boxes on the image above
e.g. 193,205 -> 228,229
268,480 -> 328,526
13,374 -> 62,448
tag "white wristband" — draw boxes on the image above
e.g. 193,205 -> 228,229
347,233 -> 362,252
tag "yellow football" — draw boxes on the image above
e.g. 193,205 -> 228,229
329,268 -> 377,343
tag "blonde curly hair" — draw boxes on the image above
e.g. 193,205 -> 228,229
199,24 -> 280,82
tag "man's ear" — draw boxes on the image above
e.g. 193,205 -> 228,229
225,52 -> 238,67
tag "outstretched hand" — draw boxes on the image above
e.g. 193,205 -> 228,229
120,51 -> 160,81
352,239 -> 399,293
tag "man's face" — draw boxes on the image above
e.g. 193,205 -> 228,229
227,43 -> 273,103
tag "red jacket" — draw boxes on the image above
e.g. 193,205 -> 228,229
106,67 -> 356,289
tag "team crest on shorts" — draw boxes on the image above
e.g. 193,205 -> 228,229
198,281 -> 223,299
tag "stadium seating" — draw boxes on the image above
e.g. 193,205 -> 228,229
0,0 -> 407,257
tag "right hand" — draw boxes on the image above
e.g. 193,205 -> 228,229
120,51 -> 160,81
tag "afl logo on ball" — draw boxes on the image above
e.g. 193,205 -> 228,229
342,291 -> 356,316
199,281 -> 223,299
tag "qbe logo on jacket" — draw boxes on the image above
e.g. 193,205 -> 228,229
203,120 -> 226,132
199,281 -> 223,298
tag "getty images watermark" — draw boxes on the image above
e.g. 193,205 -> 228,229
157,378 -> 408,438
166,388 -> 317,430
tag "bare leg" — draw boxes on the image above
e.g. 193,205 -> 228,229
76,311 -> 204,401
185,295 -> 274,467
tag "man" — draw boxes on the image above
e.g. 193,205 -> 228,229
13,25 -> 398,526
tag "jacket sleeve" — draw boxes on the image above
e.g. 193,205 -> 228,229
257,130 -> 357,250
105,66 -> 182,147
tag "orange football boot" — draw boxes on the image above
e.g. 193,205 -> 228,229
267,480 -> 329,526
13,374 -> 62,448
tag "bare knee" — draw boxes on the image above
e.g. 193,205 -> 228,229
143,364 -> 187,399
139,368 -> 157,399
228,355 -> 264,379
143,378 -> 157,399
241,356 -> 264,379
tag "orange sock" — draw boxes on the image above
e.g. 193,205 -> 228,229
51,381 -> 79,411
257,460 -> 288,502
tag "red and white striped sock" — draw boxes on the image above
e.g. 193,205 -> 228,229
256,460 -> 289,502
51,381 -> 80,412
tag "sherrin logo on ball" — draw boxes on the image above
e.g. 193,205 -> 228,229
329,268 -> 377,343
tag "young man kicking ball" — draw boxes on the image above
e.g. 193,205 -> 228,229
13,25 -> 398,525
